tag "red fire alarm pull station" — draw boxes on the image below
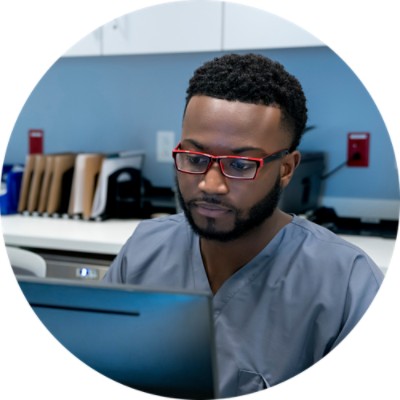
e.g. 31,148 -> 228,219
29,129 -> 44,154
347,132 -> 370,167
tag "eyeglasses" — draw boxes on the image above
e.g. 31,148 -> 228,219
172,143 -> 289,180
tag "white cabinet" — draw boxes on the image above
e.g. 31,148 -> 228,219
61,2 -> 323,58
63,28 -> 102,57
102,2 -> 223,55
222,3 -> 322,50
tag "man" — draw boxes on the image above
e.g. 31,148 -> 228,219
104,54 -> 383,397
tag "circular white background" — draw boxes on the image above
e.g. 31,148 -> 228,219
1,1 -> 399,399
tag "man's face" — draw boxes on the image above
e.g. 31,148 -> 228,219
176,95 -> 294,242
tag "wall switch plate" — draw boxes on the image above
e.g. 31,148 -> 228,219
156,130 -> 175,163
347,132 -> 370,167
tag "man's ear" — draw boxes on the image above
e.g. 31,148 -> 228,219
280,150 -> 301,188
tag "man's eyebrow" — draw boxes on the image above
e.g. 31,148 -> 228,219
181,138 -> 204,150
181,139 -> 263,155
230,146 -> 264,155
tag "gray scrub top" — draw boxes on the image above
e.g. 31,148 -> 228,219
104,213 -> 383,398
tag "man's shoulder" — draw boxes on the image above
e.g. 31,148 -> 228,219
121,213 -> 193,261
289,215 -> 353,247
289,215 -> 381,268
285,215 -> 383,283
287,215 -> 378,263
134,213 -> 190,237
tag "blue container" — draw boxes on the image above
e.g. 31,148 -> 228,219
0,165 -> 24,215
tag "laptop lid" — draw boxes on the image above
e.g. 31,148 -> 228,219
17,276 -> 218,399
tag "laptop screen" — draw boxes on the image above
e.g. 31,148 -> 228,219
17,276 -> 218,399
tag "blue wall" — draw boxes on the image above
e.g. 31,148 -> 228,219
4,46 -> 399,201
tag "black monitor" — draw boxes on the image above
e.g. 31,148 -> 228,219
279,152 -> 325,214
17,276 -> 218,399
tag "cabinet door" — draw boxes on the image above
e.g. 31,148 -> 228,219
63,28 -> 102,57
102,2 -> 223,55
223,3 -> 322,50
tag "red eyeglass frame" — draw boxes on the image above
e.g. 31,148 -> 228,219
172,143 -> 289,180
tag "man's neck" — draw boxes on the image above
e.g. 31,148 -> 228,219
200,209 -> 292,294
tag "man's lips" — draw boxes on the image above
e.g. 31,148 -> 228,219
192,201 -> 232,218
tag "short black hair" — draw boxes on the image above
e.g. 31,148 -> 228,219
185,53 -> 308,151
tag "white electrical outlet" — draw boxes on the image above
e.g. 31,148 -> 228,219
156,130 -> 175,163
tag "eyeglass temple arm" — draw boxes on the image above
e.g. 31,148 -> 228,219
263,149 -> 289,163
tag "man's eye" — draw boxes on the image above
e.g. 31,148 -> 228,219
187,155 -> 209,165
229,159 -> 255,171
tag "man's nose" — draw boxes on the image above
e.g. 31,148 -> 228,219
198,162 -> 229,194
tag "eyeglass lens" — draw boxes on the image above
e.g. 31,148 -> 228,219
175,153 -> 258,179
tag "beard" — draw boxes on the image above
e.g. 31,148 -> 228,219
176,174 -> 282,242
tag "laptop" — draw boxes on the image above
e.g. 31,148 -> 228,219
17,276 -> 218,399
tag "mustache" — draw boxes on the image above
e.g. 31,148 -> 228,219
174,178 -> 237,213
194,196 -> 221,205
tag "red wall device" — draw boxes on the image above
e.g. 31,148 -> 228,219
347,132 -> 370,167
28,129 -> 44,154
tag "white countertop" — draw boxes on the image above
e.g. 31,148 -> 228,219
1,214 -> 141,255
0,214 -> 396,271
